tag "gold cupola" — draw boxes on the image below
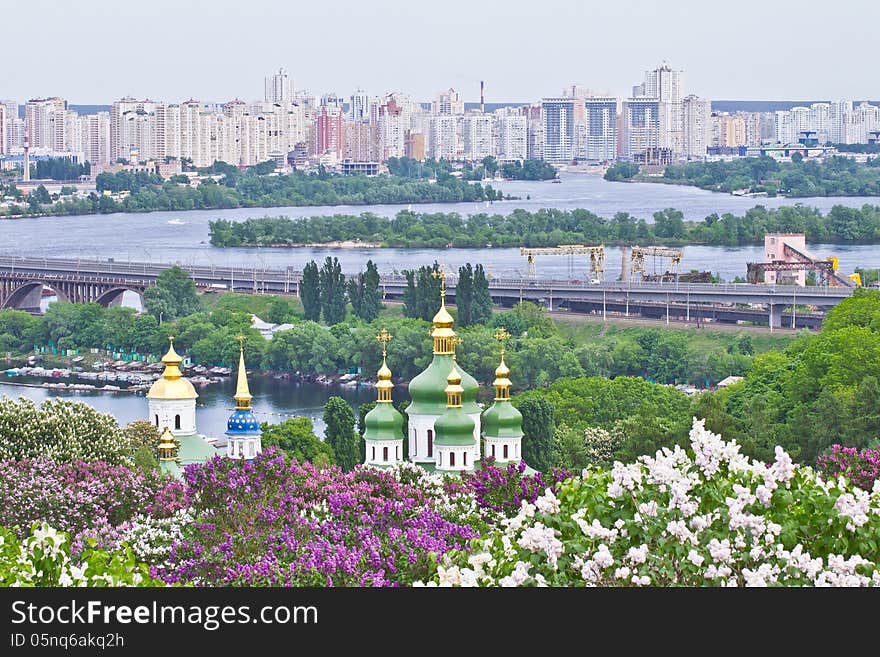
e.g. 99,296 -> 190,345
376,328 -> 394,403
493,328 -> 512,401
430,269 -> 456,355
147,337 -> 198,401
157,426 -> 180,461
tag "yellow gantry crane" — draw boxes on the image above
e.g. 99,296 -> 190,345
520,244 -> 605,281
630,245 -> 683,280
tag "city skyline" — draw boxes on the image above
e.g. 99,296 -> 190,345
4,0 -> 879,104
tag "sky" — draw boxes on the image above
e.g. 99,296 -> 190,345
3,0 -> 878,104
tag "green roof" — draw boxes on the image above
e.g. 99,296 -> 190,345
364,403 -> 404,442
178,434 -> 220,465
482,400 -> 524,439
434,406 -> 476,446
408,354 -> 479,415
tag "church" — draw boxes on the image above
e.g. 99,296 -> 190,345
363,274 -> 525,473
149,335 -> 262,477
148,277 -> 525,477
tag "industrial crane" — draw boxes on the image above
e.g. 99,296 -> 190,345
629,246 -> 684,281
520,245 -> 605,281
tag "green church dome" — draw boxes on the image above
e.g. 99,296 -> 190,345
408,354 -> 479,415
364,402 -> 404,442
482,401 -> 524,439
433,365 -> 476,446
434,407 -> 476,446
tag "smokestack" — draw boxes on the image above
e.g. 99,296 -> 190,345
23,130 -> 30,182
480,81 -> 485,114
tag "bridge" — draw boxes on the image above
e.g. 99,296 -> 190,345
0,256 -> 854,329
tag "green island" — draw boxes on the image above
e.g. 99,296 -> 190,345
605,155 -> 880,197
209,203 -> 880,248
0,160 -> 506,218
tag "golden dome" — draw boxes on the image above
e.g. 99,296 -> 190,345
495,356 -> 511,379
147,337 -> 199,400
432,301 -> 455,329
377,357 -> 393,381
157,426 -> 179,461
446,364 -> 463,387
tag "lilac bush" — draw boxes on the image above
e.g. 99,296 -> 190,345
159,449 -> 481,587
0,458 -> 186,554
457,458 -> 570,515
817,445 -> 880,491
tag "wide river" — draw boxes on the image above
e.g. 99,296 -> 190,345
2,172 -> 880,281
3,172 -> 880,435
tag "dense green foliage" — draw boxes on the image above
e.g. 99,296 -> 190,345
318,257 -> 347,325
322,396 -> 360,471
660,156 -> 880,197
33,158 -> 90,181
348,260 -> 382,322
2,166 -> 502,217
209,204 -> 880,248
301,261 -> 321,322
259,417 -> 335,466
603,161 -> 641,181
402,262 -> 443,321
143,265 -> 200,321
516,397 -> 556,472
499,160 -> 558,180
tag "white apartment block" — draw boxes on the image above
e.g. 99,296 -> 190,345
581,97 -> 618,161
541,97 -> 581,163
774,100 -> 880,145
428,115 -> 459,160
0,105 -> 6,155
622,98 -> 661,162
26,97 -> 66,149
496,114 -> 528,161
265,68 -> 292,105
463,114 -> 494,160
432,88 -> 464,116
682,95 -> 710,158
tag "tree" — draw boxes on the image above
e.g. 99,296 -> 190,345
123,420 -> 161,473
482,156 -> 499,177
260,417 -> 335,466
322,397 -> 360,471
301,261 -> 321,322
456,264 -> 474,326
319,257 -> 347,325
516,396 -> 556,472
143,265 -> 200,322
348,260 -> 381,322
471,264 -> 493,325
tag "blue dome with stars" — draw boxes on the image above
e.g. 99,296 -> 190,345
226,408 -> 260,435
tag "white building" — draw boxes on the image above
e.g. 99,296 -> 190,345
682,95 -> 711,159
463,114 -> 494,161
428,114 -> 459,160
26,97 -> 66,150
265,68 -> 292,105
147,339 -> 198,437
496,113 -> 528,161
541,97 -> 582,163
642,64 -> 683,156
432,88 -> 464,116
581,97 -> 618,161
622,97 -> 662,162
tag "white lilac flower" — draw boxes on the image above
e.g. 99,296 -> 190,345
535,489 -> 561,514
687,550 -> 705,567
626,544 -> 649,565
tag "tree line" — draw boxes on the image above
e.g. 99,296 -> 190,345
607,155 -> 880,197
0,162 -> 504,218
210,203 -> 880,248
519,289 -> 880,474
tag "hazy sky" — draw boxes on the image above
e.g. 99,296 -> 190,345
4,0 -> 878,104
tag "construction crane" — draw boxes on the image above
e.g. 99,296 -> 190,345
630,246 -> 683,280
520,245 -> 605,281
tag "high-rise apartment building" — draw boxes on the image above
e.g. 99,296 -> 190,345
0,104 -> 5,155
378,98 -> 405,160
710,113 -> 746,148
541,97 -> 583,163
265,68 -> 292,105
83,112 -> 110,165
428,115 -> 459,160
463,114 -> 494,160
622,97 -> 662,162
315,104 -> 345,159
432,88 -> 464,116
496,113 -> 528,161
580,97 -> 618,161
641,63 -> 683,156
26,97 -> 66,149
682,95 -> 711,159
349,88 -> 370,121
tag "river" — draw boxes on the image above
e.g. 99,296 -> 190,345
0,375 -> 376,439
2,172 -> 880,281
